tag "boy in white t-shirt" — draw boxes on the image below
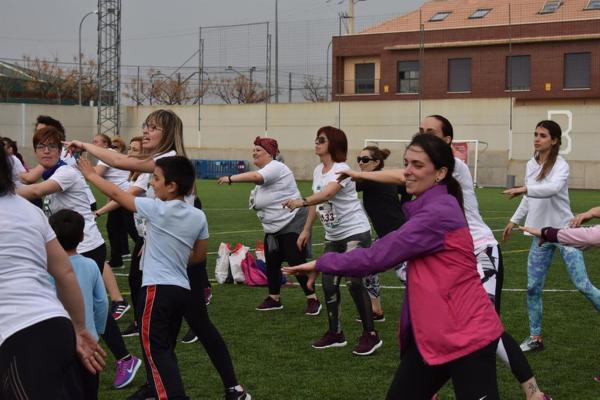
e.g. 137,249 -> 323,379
77,155 -> 250,400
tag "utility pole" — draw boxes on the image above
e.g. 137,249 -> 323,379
275,0 -> 279,103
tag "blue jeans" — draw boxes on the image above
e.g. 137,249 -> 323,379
527,237 -> 600,336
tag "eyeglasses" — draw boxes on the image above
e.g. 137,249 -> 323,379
357,156 -> 374,164
142,122 -> 162,131
315,136 -> 327,145
35,143 -> 60,152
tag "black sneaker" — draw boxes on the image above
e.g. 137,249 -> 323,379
224,386 -> 251,400
126,383 -> 155,400
111,299 -> 131,320
122,322 -> 139,337
181,329 -> 198,344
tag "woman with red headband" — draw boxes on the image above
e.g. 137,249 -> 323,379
218,137 -> 321,315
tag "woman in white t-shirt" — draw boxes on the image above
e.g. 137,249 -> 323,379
503,120 -> 600,353
217,136 -> 321,315
1,145 -> 105,398
16,126 -> 142,390
283,126 -> 382,356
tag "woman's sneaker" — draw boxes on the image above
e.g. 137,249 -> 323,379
111,299 -> 131,320
224,386 -> 251,400
355,311 -> 385,323
121,322 -> 139,337
181,329 -> 198,344
305,298 -> 322,316
594,373 -> 600,383
520,336 -> 544,352
312,330 -> 347,349
255,296 -> 282,311
352,331 -> 383,356
126,383 -> 155,400
114,355 -> 142,389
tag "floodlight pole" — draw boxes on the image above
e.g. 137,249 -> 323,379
78,10 -> 98,106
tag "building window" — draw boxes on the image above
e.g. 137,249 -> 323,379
448,58 -> 471,92
430,11 -> 452,22
355,63 -> 375,94
564,53 -> 591,89
539,0 -> 562,14
469,8 -> 492,19
397,61 -> 419,93
506,55 -> 531,90
585,0 -> 600,10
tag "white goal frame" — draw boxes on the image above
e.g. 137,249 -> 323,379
363,139 -> 485,187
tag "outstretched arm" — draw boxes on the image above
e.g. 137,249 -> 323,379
77,158 -> 137,212
282,181 -> 342,210
571,206 -> 600,227
16,179 -> 61,199
217,171 -> 264,185
337,168 -> 405,185
65,140 -> 156,173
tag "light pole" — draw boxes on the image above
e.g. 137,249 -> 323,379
78,10 -> 98,106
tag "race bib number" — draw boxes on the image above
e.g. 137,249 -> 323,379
317,202 -> 339,228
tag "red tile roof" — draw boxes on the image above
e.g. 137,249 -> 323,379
360,0 -> 600,34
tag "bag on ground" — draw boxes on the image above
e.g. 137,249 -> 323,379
241,252 -> 268,286
215,242 -> 232,284
228,243 -> 248,284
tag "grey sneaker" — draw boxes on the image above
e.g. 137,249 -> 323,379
520,336 -> 544,352
312,330 -> 347,349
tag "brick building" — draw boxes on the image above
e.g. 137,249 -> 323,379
332,0 -> 600,101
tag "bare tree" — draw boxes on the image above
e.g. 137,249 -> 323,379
302,75 -> 328,102
124,70 -> 210,106
210,75 -> 269,104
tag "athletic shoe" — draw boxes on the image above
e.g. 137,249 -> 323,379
312,330 -> 347,349
111,299 -> 131,320
355,311 -> 386,323
109,262 -> 125,270
126,383 -> 155,400
224,386 -> 251,400
352,330 -> 383,356
205,287 -> 213,305
594,374 -> 600,383
122,253 -> 132,261
122,322 -> 139,337
181,329 -> 198,344
255,296 -> 283,311
543,394 -> 553,400
520,336 -> 544,352
305,298 -> 322,316
114,355 -> 142,389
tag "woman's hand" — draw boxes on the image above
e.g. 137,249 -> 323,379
75,328 -> 107,374
217,176 -> 230,185
296,230 -> 310,251
336,169 -> 359,183
282,198 -> 304,210
570,211 -> 593,227
63,140 -> 86,155
519,226 -> 546,246
503,186 -> 527,199
283,260 -> 318,291
502,221 -> 516,242
76,158 -> 96,179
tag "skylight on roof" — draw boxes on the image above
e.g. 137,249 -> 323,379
469,8 -> 492,19
585,0 -> 600,10
539,0 -> 563,14
429,11 -> 452,22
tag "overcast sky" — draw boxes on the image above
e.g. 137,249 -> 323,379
1,0 -> 426,67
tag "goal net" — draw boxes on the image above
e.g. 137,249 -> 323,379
362,139 -> 485,187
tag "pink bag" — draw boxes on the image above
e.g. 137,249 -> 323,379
241,252 -> 268,286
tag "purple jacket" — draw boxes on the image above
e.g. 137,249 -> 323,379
316,184 -> 503,365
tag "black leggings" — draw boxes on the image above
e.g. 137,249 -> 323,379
386,336 -> 500,400
81,244 -> 130,360
0,317 -> 79,400
322,231 -> 374,333
107,207 -> 135,267
264,232 -> 314,296
129,238 -> 145,320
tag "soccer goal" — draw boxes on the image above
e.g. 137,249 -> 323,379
363,139 -> 487,187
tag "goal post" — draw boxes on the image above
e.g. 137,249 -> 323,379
363,139 -> 486,187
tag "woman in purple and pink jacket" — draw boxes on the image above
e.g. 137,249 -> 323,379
284,133 -> 504,400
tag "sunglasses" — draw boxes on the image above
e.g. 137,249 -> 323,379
314,136 -> 327,145
357,156 -> 375,164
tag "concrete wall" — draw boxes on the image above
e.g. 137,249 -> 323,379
2,98 -> 600,187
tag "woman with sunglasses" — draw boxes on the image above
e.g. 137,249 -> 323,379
353,146 -> 410,321
65,109 -> 250,400
283,126 -> 382,356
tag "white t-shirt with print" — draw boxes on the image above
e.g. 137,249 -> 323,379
135,197 -> 209,290
312,162 -> 370,241
46,165 -> 105,253
0,194 -> 69,347
453,158 -> 497,253
251,160 -> 301,233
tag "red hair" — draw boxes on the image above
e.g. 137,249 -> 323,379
317,126 -> 347,162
